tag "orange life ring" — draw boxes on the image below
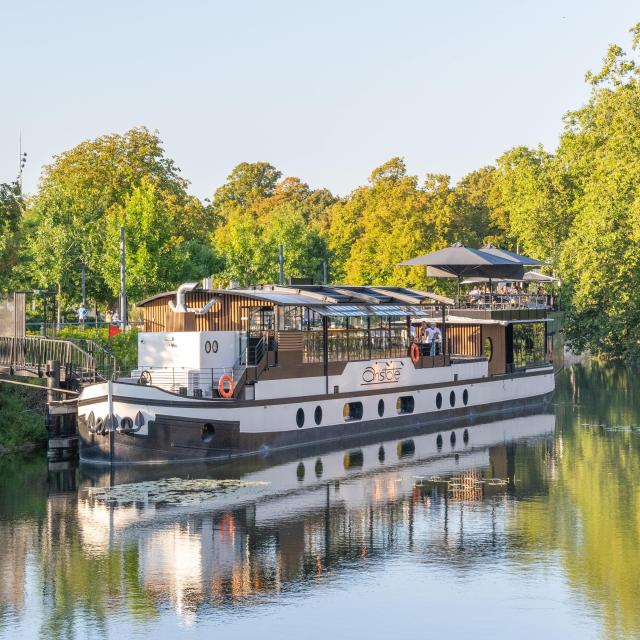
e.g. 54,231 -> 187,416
218,373 -> 234,398
410,342 -> 421,364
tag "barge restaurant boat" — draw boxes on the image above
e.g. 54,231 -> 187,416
77,279 -> 555,464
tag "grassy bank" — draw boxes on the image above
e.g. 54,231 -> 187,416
0,383 -> 47,452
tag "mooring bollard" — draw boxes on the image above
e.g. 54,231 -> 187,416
46,360 -> 61,460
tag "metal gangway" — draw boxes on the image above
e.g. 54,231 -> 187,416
0,335 -> 118,383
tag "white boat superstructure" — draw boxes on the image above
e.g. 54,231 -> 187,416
77,284 -> 556,464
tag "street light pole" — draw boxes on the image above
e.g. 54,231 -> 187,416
119,226 -> 128,328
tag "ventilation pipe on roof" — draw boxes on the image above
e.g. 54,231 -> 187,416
169,282 -> 198,313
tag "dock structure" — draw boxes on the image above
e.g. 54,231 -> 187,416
0,335 -> 117,459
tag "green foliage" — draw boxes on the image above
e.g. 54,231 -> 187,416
0,180 -> 27,291
56,326 -> 139,371
0,384 -> 46,450
24,127 -> 216,308
213,163 -> 331,285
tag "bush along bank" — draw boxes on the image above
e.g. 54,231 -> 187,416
0,383 -> 47,453
56,326 -> 139,373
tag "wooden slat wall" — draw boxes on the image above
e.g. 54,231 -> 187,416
447,324 -> 481,357
142,292 -> 263,333
276,330 -> 303,351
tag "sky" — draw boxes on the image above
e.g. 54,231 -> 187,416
0,0 -> 638,200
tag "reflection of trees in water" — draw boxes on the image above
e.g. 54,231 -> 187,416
513,362 -> 640,640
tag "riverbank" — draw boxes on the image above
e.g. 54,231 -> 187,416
0,383 -> 47,453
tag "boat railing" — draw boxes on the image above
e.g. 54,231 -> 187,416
131,366 -> 243,398
459,293 -> 553,310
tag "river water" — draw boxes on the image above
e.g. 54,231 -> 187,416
0,361 -> 638,640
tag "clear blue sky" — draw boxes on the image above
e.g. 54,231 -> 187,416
1,0 -> 637,200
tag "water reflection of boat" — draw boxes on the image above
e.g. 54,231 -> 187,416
71,411 -> 554,619
77,411 -> 554,545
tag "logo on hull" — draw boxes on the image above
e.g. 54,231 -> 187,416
361,360 -> 404,385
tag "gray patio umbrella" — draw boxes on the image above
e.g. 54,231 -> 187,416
480,244 -> 546,266
523,270 -> 555,282
398,243 -> 524,301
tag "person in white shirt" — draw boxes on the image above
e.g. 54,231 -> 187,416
427,322 -> 442,356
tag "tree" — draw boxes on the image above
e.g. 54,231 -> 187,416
26,127 -> 214,309
557,23 -> 640,360
213,163 -> 332,285
102,179 -> 220,302
0,180 -> 24,290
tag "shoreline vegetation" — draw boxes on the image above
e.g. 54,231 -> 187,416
2,25 -> 640,451
0,383 -> 47,453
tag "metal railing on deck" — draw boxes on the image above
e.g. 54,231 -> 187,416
459,293 -> 553,310
132,365 -> 245,398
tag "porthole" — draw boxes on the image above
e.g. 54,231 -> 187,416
314,405 -> 322,425
436,434 -> 443,449
396,396 -> 415,415
344,449 -> 364,469
484,337 -> 493,362
449,390 -> 456,407
343,402 -> 363,421
450,431 -> 456,446
201,423 -> 215,443
378,445 -> 385,462
378,398 -> 385,417
314,458 -> 323,478
296,408 -> 305,428
397,439 -> 415,458
436,392 -> 442,409
463,389 -> 469,406
296,462 -> 305,480
463,428 -> 469,443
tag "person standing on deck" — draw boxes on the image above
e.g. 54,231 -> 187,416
427,322 -> 442,356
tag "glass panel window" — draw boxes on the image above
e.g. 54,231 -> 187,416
512,322 -> 546,369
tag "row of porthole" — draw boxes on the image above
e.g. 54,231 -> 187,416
296,439 -> 417,480
436,428 -> 470,449
295,388 -> 470,428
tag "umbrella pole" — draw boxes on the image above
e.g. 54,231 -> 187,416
489,278 -> 492,308
457,276 -> 461,308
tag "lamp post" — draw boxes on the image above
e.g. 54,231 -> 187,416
119,226 -> 128,328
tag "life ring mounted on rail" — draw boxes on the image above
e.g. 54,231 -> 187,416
410,342 -> 421,365
218,373 -> 234,399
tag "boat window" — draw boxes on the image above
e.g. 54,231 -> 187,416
484,337 -> 493,361
436,392 -> 442,409
344,449 -> 364,469
343,401 -> 363,421
512,322 -> 546,369
296,408 -> 305,428
278,306 -> 305,330
450,390 -> 456,407
396,396 -> 414,414
201,423 -> 215,443
314,405 -> 322,425
463,389 -> 469,405
397,439 -> 415,458
378,398 -> 385,417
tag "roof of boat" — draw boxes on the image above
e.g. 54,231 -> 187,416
136,284 -> 454,308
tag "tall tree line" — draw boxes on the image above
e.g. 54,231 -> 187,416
2,23 -> 640,360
